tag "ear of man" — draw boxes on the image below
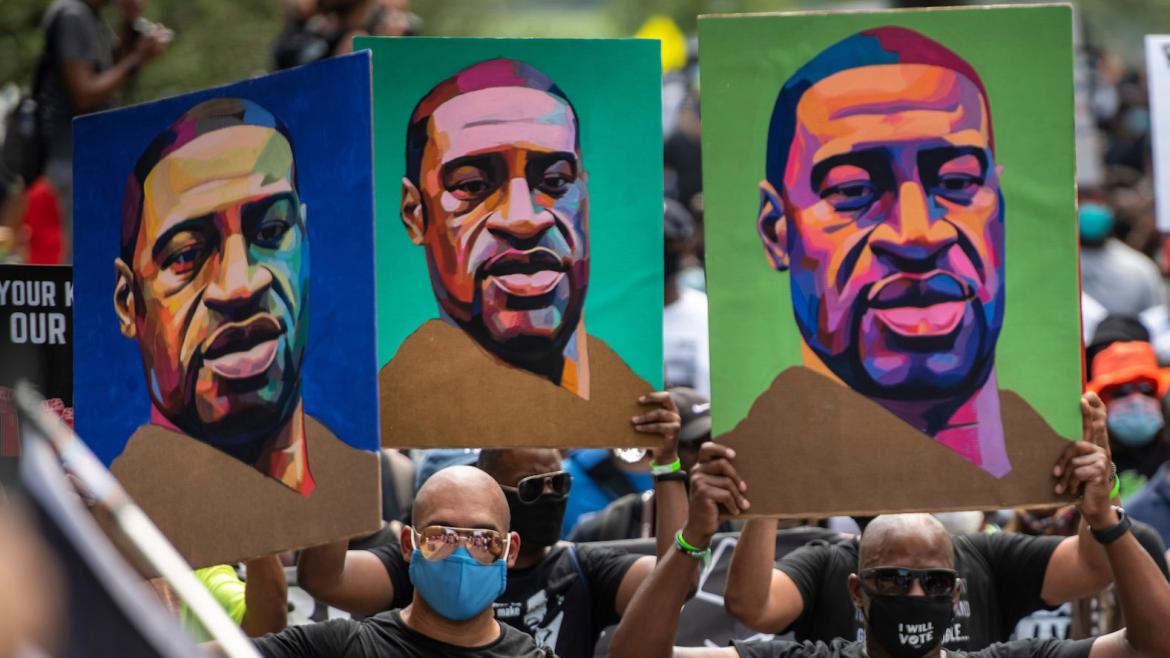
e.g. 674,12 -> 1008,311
400,177 -> 426,245
757,180 -> 789,271
113,259 -> 137,339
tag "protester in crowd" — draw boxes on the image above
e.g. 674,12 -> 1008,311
664,88 -> 703,217
561,447 -> 653,538
608,438 -> 1170,658
1086,315 -> 1150,379
1129,463 -> 1170,558
720,393 -> 1131,651
1079,192 -> 1165,319
271,0 -> 417,70
231,466 -> 554,657
1086,340 -> 1170,497
569,387 -> 711,542
664,200 -> 710,396
296,392 -> 682,658
37,0 -> 170,262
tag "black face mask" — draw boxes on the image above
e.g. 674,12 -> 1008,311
503,488 -> 567,550
861,585 -> 955,658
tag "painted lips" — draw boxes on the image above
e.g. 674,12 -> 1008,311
867,273 -> 973,338
202,314 -> 283,379
483,249 -> 567,297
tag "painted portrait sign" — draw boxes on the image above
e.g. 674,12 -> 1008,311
362,38 -> 663,448
700,5 -> 1082,516
72,53 -> 381,566
1147,35 -> 1170,232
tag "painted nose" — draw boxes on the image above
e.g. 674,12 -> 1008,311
205,234 -> 272,311
869,181 -> 958,271
486,177 -> 555,241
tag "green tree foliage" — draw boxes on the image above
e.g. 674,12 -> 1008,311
0,0 -> 281,105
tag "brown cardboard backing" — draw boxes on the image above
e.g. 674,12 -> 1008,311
720,367 -> 1074,518
110,415 -> 381,569
380,320 -> 656,448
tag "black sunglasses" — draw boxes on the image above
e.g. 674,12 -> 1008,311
859,567 -> 958,597
501,471 -> 572,504
1109,381 -> 1158,398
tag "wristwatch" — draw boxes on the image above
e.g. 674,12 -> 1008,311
1089,506 -> 1131,545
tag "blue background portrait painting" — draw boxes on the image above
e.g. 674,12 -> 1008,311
72,52 -> 381,567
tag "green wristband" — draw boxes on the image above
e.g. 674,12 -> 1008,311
1109,473 -> 1121,500
674,530 -> 712,564
650,457 -> 681,476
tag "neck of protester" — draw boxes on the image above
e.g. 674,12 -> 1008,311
513,542 -> 551,569
402,593 -> 500,648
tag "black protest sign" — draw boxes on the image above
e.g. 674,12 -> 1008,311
0,265 -> 73,456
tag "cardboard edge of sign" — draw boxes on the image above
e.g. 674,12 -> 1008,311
379,319 -> 657,449
716,366 -> 1077,519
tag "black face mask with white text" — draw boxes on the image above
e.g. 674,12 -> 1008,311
861,585 -> 955,658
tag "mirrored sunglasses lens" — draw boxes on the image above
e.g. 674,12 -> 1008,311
418,527 -> 457,561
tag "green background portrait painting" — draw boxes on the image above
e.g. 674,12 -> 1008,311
700,6 -> 1083,516
360,37 -> 663,448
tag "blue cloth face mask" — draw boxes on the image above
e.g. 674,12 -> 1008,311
1079,202 -> 1114,243
1107,393 -> 1164,447
408,544 -> 508,621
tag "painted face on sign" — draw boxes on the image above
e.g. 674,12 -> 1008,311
760,63 -> 1005,400
403,86 -> 589,366
115,125 -> 309,446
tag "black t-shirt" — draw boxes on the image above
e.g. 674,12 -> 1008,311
253,609 -> 555,658
776,532 -> 1061,650
368,541 -> 640,658
732,637 -> 1094,658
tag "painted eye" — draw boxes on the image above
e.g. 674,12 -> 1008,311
821,182 -> 876,211
255,220 -> 290,247
537,160 -> 575,197
446,165 -> 495,201
818,164 -> 876,212
934,174 -> 983,202
162,239 -> 206,277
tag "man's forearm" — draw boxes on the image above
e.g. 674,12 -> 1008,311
241,556 -> 288,637
610,546 -> 698,658
654,479 -> 688,560
296,541 -> 347,601
723,518 -> 778,626
1107,531 -> 1170,656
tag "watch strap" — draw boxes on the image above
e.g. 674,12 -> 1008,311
1090,506 -> 1131,545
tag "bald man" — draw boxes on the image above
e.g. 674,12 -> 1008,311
250,466 -> 555,657
298,392 -> 683,658
724,394 -> 1123,651
609,442 -> 1170,658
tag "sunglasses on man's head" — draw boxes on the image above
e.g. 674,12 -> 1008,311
859,567 -> 959,597
410,525 -> 509,565
501,470 -> 572,504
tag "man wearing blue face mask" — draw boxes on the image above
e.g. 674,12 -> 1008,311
1087,341 -> 1170,501
246,466 -> 555,657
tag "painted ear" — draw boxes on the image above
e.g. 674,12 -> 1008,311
757,180 -> 790,271
113,259 -> 137,339
400,177 -> 426,245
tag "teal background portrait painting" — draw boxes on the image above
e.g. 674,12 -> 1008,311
700,6 -> 1082,516
362,37 -> 663,448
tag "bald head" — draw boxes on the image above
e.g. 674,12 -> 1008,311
412,465 -> 511,532
858,514 -> 954,571
477,448 -> 562,487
